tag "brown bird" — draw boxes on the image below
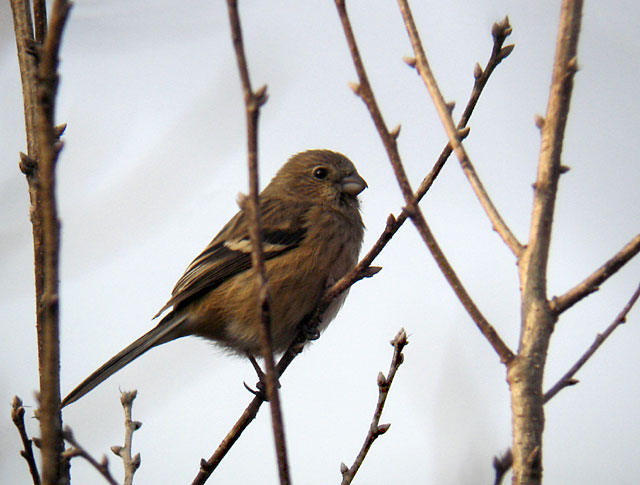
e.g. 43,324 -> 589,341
62,149 -> 367,407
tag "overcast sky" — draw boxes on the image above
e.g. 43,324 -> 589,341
2,1 -> 639,484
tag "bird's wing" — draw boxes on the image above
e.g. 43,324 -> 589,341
153,205 -> 307,318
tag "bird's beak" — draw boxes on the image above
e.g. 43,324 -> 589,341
341,172 -> 368,195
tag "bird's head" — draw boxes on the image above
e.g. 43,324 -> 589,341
266,149 -> 367,206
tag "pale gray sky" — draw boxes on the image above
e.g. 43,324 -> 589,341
2,1 -> 639,484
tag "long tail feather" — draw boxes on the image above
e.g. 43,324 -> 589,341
62,314 -> 186,407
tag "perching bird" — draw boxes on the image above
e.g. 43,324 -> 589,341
62,149 -> 366,407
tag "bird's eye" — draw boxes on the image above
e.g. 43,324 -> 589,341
312,166 -> 329,180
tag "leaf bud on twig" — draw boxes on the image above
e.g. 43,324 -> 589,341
255,84 -> 269,106
402,56 -> 417,68
458,126 -> 471,140
473,63 -> 483,80
498,45 -> 515,62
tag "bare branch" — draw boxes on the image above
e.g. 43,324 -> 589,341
225,2 -> 289,484
11,396 -> 41,485
397,1 -> 523,257
498,278 -> 639,485
509,2 -> 584,484
11,1 -> 73,484
33,0 -> 47,42
110,391 -> 141,485
334,0 -> 514,364
340,329 -> 408,485
544,282 -> 640,403
10,0 -> 38,158
550,233 -> 640,314
63,428 -> 121,485
338,21 -> 515,298
520,1 -> 582,296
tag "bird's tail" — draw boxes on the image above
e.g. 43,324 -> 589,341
61,313 -> 187,407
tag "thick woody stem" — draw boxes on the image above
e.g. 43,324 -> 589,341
509,2 -> 583,484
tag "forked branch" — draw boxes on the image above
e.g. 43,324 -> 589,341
397,1 -> 523,258
335,0 -> 514,364
509,2 -> 584,484
544,283 -> 640,403
340,17 -> 517,292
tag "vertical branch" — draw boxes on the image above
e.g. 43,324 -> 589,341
11,1 -> 72,484
509,1 -> 583,484
11,0 -> 38,158
35,3 -> 73,484
110,391 -> 142,485
33,0 -> 48,42
225,1 -> 290,484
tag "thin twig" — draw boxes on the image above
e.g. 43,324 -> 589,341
33,0 -> 47,42
63,428 -> 121,485
192,345 -> 302,485
192,396 -> 262,485
544,282 -> 640,403
550,233 -> 640,314
11,396 -> 41,485
335,0 -> 514,364
397,1 -> 523,257
110,391 -> 141,485
340,329 -> 408,485
225,1 -> 290,484
10,0 -> 38,159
